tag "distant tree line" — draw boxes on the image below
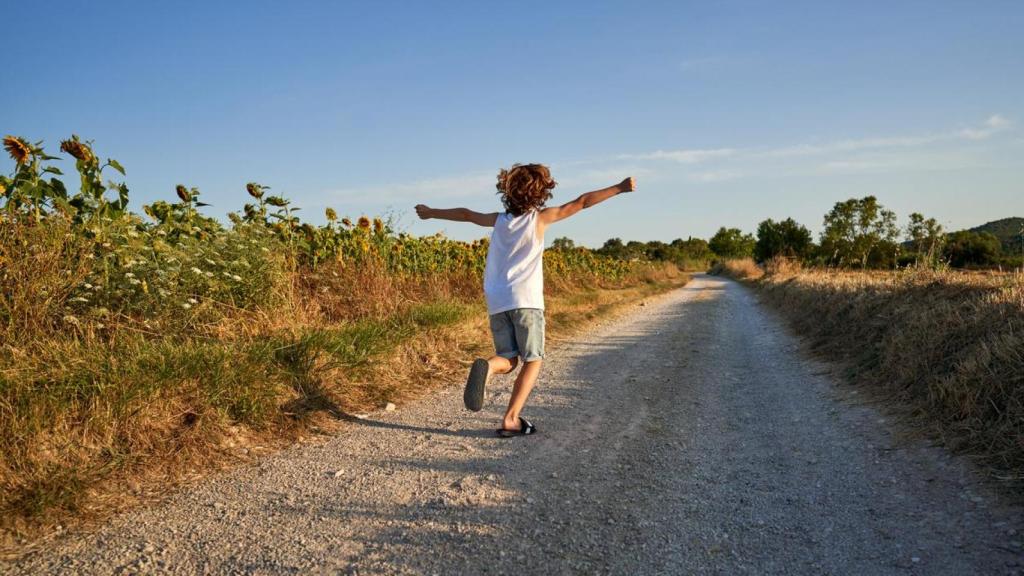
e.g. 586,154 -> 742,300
549,197 -> 1022,271
549,236 -> 714,270
710,196 -> 1022,269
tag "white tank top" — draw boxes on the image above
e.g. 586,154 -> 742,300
483,210 -> 544,314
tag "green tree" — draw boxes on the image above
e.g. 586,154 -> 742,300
905,212 -> 945,266
943,231 -> 1001,268
709,227 -> 755,259
819,196 -> 899,268
596,237 -> 626,259
671,237 -> 713,262
754,218 -> 813,262
550,236 -> 576,250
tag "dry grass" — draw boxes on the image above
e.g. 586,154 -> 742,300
751,267 -> 1024,486
709,258 -> 764,280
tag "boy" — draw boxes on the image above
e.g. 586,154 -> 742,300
415,164 -> 635,437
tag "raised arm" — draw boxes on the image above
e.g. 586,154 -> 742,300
538,177 -> 635,227
415,205 -> 498,227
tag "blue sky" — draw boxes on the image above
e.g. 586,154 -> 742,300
4,1 -> 1022,246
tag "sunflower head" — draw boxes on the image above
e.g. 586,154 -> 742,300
357,216 -> 371,229
341,217 -> 352,228
325,207 -> 337,222
246,182 -> 264,199
373,218 -> 384,234
59,136 -> 94,163
175,185 -> 191,202
3,136 -> 31,165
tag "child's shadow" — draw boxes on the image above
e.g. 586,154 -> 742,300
336,412 -> 495,439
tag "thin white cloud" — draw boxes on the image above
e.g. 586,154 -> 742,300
688,170 -> 741,182
958,114 -> 1011,140
326,115 -> 1011,207
553,165 -> 651,189
328,172 -> 495,203
821,159 -> 895,173
620,148 -> 736,164
762,114 -> 1012,158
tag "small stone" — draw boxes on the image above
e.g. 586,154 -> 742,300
526,497 -> 535,504
911,557 -> 920,564
486,474 -> 497,482
333,470 -> 345,478
385,402 -> 397,411
550,472 -> 558,479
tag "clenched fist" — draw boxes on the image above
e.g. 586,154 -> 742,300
415,204 -> 432,219
618,177 -> 636,193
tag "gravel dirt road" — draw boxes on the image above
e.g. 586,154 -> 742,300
5,274 -> 1023,575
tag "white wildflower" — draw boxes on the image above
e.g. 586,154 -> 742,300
125,271 -> 135,278
231,275 -> 242,281
204,271 -> 214,278
191,267 -> 203,275
182,302 -> 192,310
188,298 -> 198,305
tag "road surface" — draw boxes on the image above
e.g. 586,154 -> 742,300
6,275 -> 1023,575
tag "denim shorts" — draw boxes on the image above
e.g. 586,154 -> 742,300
489,308 -> 545,362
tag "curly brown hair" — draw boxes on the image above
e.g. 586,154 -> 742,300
496,163 -> 557,216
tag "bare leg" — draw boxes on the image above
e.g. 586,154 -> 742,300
502,360 -> 542,430
487,355 -> 518,377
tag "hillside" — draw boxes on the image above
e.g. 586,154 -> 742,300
968,217 -> 1024,252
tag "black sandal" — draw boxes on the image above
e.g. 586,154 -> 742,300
464,359 -> 489,411
496,417 -> 537,438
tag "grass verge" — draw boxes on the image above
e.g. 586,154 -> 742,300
715,259 -> 1024,489
0,269 -> 688,556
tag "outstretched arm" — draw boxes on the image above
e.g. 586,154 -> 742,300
538,177 -> 636,227
415,205 -> 498,227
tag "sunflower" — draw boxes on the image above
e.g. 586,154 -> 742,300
341,217 -> 352,228
357,216 -> 371,229
325,207 -> 337,222
176,185 -> 191,202
3,136 -> 31,165
246,182 -> 263,199
59,137 -> 94,163
373,218 -> 384,234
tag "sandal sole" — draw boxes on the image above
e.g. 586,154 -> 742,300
464,359 -> 488,411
